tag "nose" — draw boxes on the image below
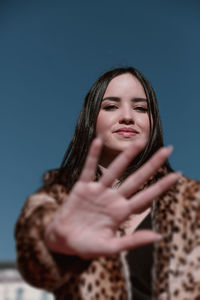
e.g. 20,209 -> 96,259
119,106 -> 134,125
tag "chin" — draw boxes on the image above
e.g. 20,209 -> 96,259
115,140 -> 136,150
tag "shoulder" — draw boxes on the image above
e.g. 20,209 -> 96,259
155,174 -> 200,206
176,175 -> 200,191
174,175 -> 200,208
18,169 -> 68,221
152,174 -> 200,237
42,169 -> 60,185
37,169 -> 68,204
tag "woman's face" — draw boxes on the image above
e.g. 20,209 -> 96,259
96,73 -> 150,166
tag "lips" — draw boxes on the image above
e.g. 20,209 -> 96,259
114,127 -> 139,138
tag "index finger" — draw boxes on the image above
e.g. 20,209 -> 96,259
79,137 -> 103,182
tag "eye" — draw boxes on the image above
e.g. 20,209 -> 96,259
135,106 -> 148,113
103,105 -> 118,111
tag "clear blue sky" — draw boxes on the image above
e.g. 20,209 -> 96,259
0,0 -> 200,260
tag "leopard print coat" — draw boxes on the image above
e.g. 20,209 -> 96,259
15,170 -> 200,299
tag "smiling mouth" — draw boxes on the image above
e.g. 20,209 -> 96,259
114,128 -> 139,138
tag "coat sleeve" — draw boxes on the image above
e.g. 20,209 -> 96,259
152,176 -> 200,299
15,184 -> 91,292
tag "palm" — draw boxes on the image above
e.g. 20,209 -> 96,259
46,138 -> 180,258
67,183 -> 125,241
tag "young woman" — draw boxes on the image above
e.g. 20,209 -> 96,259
15,67 -> 200,299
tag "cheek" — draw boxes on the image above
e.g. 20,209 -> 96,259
96,113 -> 107,135
137,114 -> 151,136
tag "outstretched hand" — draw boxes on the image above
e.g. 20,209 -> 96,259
45,138 -> 180,259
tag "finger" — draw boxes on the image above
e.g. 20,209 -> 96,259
118,146 -> 173,197
108,230 -> 162,254
128,172 -> 181,214
100,138 -> 147,187
79,137 -> 103,182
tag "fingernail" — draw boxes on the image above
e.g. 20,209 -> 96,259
154,233 -> 163,241
175,171 -> 182,178
166,145 -> 173,153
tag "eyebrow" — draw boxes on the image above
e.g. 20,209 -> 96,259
102,96 -> 147,103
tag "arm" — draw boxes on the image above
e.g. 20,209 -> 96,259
15,188 -> 91,291
15,138 -> 180,292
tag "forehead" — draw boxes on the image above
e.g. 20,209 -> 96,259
104,73 -> 146,99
